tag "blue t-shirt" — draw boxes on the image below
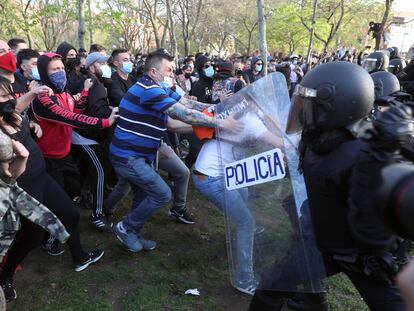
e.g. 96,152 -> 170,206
110,75 -> 181,162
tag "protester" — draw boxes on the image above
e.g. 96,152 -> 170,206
289,55 -> 304,97
0,40 -> 49,113
107,48 -> 137,107
0,76 -> 104,303
110,51 -> 241,252
175,64 -> 197,95
242,56 -> 264,84
16,49 -> 40,85
70,52 -> 115,232
56,41 -> 78,74
211,61 -> 245,104
185,55 -> 215,168
7,39 -> 28,60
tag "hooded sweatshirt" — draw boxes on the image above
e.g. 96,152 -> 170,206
31,53 -> 110,159
56,41 -> 77,62
192,55 -> 214,103
243,56 -> 264,84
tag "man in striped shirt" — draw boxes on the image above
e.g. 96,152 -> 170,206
111,51 -> 241,252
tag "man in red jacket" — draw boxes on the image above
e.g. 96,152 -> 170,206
31,53 -> 118,253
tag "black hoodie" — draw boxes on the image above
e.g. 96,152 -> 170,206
56,41 -> 77,62
192,55 -> 214,103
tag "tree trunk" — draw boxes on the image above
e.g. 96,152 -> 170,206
87,0 -> 93,45
77,0 -> 86,49
306,0 -> 318,65
376,0 -> 394,50
257,0 -> 268,75
247,31 -> 252,56
166,0 -> 178,58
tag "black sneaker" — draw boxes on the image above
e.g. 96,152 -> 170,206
42,242 -> 65,256
90,214 -> 113,233
168,207 -> 195,224
74,249 -> 105,272
0,279 -> 17,302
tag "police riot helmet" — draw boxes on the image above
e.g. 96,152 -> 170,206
286,62 -> 374,133
388,58 -> 406,75
386,46 -> 400,60
362,51 -> 389,73
370,71 -> 400,99
407,45 -> 414,61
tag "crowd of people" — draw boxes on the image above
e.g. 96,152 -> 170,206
1,34 -> 414,311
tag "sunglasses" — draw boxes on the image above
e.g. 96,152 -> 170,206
203,64 -> 211,69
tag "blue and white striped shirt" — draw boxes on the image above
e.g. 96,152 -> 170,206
110,75 -> 181,162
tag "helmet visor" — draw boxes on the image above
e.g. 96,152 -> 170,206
363,58 -> 378,73
286,84 -> 318,134
388,64 -> 397,74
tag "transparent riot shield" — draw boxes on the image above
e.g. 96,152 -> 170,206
215,72 -> 326,293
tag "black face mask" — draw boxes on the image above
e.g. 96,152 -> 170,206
184,72 -> 192,79
66,58 -> 78,72
0,99 -> 16,124
79,67 -> 88,75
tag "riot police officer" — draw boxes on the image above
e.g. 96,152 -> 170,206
388,58 -> 406,75
363,51 -> 389,73
397,45 -> 414,96
283,61 -> 404,311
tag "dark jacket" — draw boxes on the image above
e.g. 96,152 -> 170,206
301,129 -> 368,253
242,56 -> 264,84
76,75 -> 112,142
192,55 -> 214,103
107,71 -> 136,107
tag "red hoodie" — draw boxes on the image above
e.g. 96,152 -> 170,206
31,53 -> 110,159
32,90 -> 109,158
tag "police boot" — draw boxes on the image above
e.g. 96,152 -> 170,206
286,292 -> 329,311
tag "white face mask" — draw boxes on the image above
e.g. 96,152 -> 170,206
160,76 -> 174,89
100,64 -> 112,79
155,69 -> 174,89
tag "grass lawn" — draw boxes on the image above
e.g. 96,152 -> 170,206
8,183 -> 368,311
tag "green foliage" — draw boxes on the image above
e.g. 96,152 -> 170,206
0,0 -> 390,55
267,3 -> 311,54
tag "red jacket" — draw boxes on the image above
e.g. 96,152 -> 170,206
31,90 -> 109,159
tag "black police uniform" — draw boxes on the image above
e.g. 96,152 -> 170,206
250,61 -> 405,311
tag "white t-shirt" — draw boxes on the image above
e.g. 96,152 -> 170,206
194,112 -> 267,177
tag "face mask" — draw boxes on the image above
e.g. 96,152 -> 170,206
121,61 -> 133,74
189,63 -> 194,70
0,99 -> 17,123
255,64 -> 263,72
31,67 -> 40,81
159,76 -> 174,89
293,60 -> 298,65
204,66 -> 215,78
49,71 -> 67,92
184,72 -> 192,79
0,52 -> 17,73
100,64 -> 112,79
65,57 -> 77,72
79,67 -> 88,75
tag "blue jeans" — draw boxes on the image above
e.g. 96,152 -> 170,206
192,172 -> 256,282
105,144 -> 189,214
110,156 -> 172,233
